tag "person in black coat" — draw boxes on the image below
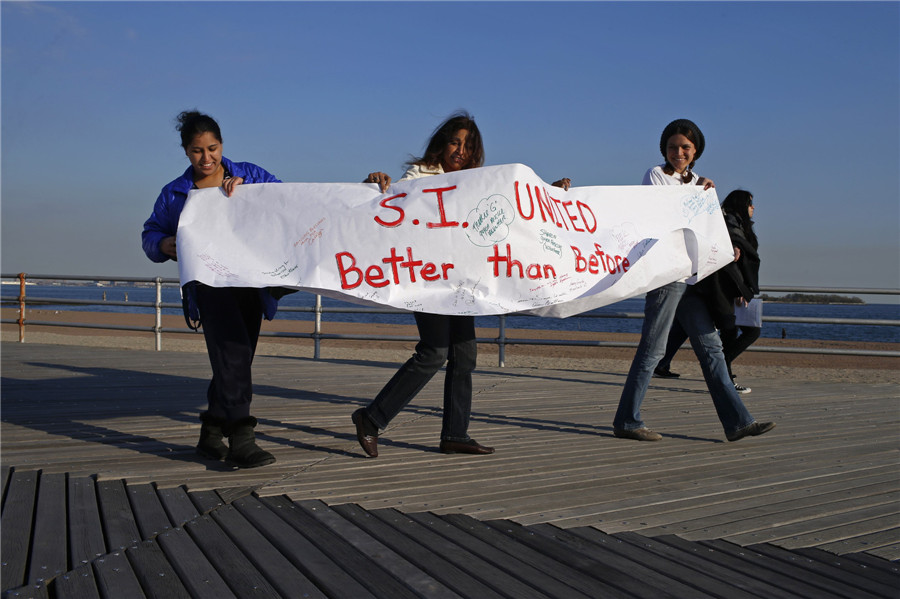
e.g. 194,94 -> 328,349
654,190 -> 761,393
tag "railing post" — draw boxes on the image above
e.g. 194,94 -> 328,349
154,277 -> 162,351
314,294 -> 322,360
498,314 -> 506,368
17,272 -> 26,343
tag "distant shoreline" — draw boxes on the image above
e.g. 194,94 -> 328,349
759,293 -> 865,305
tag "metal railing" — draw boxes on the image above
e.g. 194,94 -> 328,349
2,273 -> 898,365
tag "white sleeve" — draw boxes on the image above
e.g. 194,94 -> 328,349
398,164 -> 442,181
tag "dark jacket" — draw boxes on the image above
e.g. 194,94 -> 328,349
142,157 -> 283,327
696,211 -> 760,330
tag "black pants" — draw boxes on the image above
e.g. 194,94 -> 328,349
365,313 -> 477,441
195,285 -> 263,422
721,325 -> 761,378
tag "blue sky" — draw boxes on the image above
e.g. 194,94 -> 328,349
2,1 -> 898,301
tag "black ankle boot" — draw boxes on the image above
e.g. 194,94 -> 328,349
224,416 -> 276,468
196,411 -> 228,460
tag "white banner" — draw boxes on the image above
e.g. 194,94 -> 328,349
177,163 -> 732,318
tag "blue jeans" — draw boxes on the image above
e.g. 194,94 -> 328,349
365,313 -> 476,441
614,283 -> 755,435
614,282 -> 686,431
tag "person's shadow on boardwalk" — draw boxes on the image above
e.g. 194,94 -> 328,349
1,358 -> 370,469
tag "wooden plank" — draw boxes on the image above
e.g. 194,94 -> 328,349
210,503 -> 325,599
125,539 -> 192,599
264,497 -> 420,599
0,469 -> 38,590
744,542 -> 899,598
611,531 -> 779,598
698,539 -> 866,599
28,472 -> 68,585
183,514 -> 281,597
189,489 -> 226,514
92,550 -> 146,598
127,483 -> 173,539
402,510 -> 594,598
442,513 -> 635,599
1,465 -> 11,504
155,525 -> 235,599
526,523 -> 718,599
296,499 -> 461,599
730,500 -> 899,547
816,525 -> 900,555
96,479 -> 141,550
865,542 -> 900,562
67,476 -> 106,567
569,526 -> 761,599
215,486 -> 256,504
370,507 -> 547,599
156,485 -> 200,528
794,547 -> 900,588
49,562 -> 100,599
234,496 -> 375,598
2,581 -> 50,599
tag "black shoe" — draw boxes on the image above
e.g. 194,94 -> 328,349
352,409 -> 379,457
224,416 -> 276,468
727,421 -> 775,442
439,438 -> 494,455
196,411 -> 228,461
653,366 -> 680,379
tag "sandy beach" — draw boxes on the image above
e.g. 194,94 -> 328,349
3,308 -> 897,384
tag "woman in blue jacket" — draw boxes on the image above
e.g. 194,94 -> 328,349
142,110 -> 281,469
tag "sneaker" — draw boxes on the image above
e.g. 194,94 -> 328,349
653,366 -> 680,379
726,421 -> 775,442
614,427 -> 663,441
734,384 -> 751,394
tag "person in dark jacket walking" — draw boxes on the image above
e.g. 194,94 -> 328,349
654,190 -> 761,393
719,190 -> 762,390
142,110 -> 281,468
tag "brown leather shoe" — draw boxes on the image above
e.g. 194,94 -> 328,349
352,409 -> 378,457
439,438 -> 495,455
613,427 -> 663,441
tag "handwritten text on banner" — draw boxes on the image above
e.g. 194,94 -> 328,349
176,164 -> 731,318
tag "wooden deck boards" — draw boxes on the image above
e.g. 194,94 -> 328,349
1,341 -> 898,597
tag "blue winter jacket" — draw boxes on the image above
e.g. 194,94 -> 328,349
141,156 -> 283,327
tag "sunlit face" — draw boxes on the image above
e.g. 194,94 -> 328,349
185,131 -> 223,179
440,129 -> 470,172
665,133 -> 697,174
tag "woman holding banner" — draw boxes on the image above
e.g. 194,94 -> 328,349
142,110 -> 281,469
611,119 -> 774,443
351,112 -> 493,457
351,112 -> 569,457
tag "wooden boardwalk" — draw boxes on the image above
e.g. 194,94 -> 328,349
1,341 -> 898,597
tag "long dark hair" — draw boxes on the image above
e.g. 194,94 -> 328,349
409,111 -> 484,170
721,190 -> 758,248
176,110 -> 222,149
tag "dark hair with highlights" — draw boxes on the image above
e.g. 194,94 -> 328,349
176,110 -> 222,150
410,111 -> 484,170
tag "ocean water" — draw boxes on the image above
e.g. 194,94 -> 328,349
3,284 -> 898,344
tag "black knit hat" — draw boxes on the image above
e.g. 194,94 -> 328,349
659,119 -> 705,160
